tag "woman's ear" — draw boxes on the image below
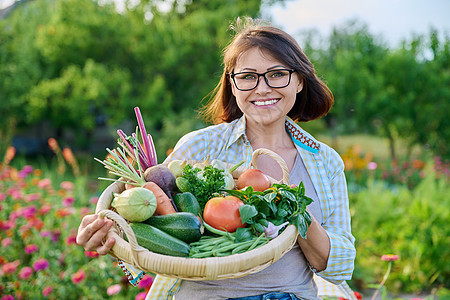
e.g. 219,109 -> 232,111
296,79 -> 304,93
230,78 -> 237,97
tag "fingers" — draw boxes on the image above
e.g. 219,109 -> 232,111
290,184 -> 297,188
96,237 -> 116,256
76,215 -> 115,254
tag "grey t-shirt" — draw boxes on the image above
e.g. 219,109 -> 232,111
175,154 -> 323,300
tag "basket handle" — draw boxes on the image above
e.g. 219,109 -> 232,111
250,148 -> 290,185
97,209 -> 147,270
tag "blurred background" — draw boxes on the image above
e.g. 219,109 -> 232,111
0,0 -> 449,299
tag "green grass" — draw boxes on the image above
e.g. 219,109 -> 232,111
317,134 -> 423,161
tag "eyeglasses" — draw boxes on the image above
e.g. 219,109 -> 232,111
230,68 -> 295,91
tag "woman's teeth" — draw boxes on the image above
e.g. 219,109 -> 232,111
253,99 -> 279,106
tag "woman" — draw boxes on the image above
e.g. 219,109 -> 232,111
77,17 -> 355,300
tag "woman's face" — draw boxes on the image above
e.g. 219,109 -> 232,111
230,47 -> 303,128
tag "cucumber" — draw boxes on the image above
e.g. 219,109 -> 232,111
175,177 -> 190,193
143,212 -> 203,244
173,192 -> 202,217
127,222 -> 190,257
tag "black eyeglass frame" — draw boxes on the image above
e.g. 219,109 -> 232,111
229,68 -> 295,91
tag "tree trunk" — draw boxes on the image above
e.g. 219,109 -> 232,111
384,126 -> 397,161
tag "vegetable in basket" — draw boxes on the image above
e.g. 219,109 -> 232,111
111,187 -> 157,222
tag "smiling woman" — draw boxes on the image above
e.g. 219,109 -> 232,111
76,16 -> 356,300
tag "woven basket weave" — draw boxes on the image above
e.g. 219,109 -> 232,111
95,148 -> 298,280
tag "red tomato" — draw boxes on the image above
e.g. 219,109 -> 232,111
203,196 -> 245,232
236,169 -> 271,191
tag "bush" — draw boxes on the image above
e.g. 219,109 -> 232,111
350,165 -> 450,294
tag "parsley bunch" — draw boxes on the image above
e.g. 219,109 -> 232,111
181,164 -> 225,208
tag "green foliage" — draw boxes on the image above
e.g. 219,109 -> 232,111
0,0 -> 268,154
301,21 -> 449,159
350,166 -> 450,293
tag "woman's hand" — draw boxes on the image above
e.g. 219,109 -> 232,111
76,214 -> 116,255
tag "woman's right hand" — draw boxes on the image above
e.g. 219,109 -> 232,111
76,214 -> 116,255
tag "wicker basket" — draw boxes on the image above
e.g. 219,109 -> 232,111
95,148 -> 298,280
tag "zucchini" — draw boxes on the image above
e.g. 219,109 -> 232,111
127,222 -> 190,257
173,192 -> 202,217
144,212 -> 203,243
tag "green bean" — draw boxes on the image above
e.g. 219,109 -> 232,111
246,233 -> 267,252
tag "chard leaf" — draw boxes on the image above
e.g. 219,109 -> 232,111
239,204 -> 258,224
235,227 -> 253,243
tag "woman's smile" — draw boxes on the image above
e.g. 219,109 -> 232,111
251,98 -> 281,107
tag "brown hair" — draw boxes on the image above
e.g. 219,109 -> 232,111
200,17 -> 334,124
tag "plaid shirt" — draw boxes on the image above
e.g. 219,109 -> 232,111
146,116 -> 356,300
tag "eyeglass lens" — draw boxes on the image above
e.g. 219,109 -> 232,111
232,69 -> 292,91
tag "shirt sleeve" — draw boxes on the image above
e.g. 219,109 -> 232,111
316,149 -> 356,284
145,275 -> 181,300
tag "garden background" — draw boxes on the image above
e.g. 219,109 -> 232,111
0,0 -> 449,299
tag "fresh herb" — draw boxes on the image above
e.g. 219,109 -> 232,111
181,164 -> 225,208
224,182 -> 313,239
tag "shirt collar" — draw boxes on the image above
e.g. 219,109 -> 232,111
226,115 -> 321,154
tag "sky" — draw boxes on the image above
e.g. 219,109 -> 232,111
263,0 -> 450,48
1,0 -> 449,48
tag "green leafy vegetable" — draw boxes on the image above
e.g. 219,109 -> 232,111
226,182 -> 313,239
180,164 -> 225,208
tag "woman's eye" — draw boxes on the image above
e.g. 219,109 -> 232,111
269,70 -> 288,78
239,73 -> 257,80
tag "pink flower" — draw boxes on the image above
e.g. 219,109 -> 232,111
41,230 -> 51,237
39,204 -> 52,215
20,206 -> 37,219
38,178 -> 52,189
2,260 -> 20,274
1,295 -> 15,300
80,207 -> 91,216
71,269 -> 86,284
60,181 -> 74,190
107,284 -> 122,295
19,266 -> 33,280
90,196 -> 99,204
25,244 -> 39,254
42,286 -> 53,297
25,193 -> 41,202
84,251 -> 99,258
19,165 -> 34,177
135,292 -> 147,300
51,230 -> 61,242
0,220 -> 15,231
381,254 -> 399,261
138,274 -> 154,289
0,192 -> 6,201
62,196 -> 75,207
65,233 -> 77,245
367,162 -> 378,170
33,258 -> 49,271
2,237 -> 12,247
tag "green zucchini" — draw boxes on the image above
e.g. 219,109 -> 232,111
143,212 -> 203,243
173,192 -> 202,217
127,222 -> 190,257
